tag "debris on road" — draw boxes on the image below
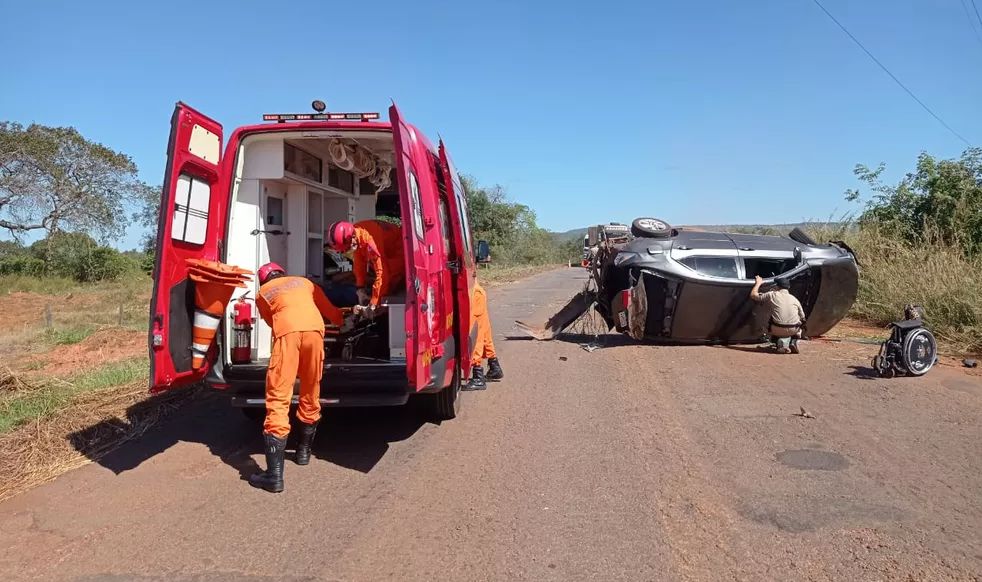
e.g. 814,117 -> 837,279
964,359 -> 978,368
794,406 -> 816,419
558,356 -> 568,362
581,343 -> 601,353
515,290 -> 596,341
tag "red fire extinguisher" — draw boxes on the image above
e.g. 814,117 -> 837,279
231,294 -> 253,364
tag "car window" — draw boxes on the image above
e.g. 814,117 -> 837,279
679,256 -> 739,278
743,257 -> 797,279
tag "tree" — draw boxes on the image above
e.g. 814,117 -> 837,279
0,122 -> 149,241
461,174 -> 571,264
846,148 -> 982,255
131,181 -> 161,253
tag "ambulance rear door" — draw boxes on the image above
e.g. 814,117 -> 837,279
438,140 -> 475,376
389,103 -> 432,391
149,103 -> 227,392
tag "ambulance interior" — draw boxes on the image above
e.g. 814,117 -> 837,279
223,131 -> 407,367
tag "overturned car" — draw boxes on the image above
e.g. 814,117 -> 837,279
518,218 -> 859,343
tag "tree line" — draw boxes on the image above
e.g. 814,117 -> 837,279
3,120 -> 978,287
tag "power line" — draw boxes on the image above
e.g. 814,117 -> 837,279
972,0 -> 982,31
961,0 -> 982,45
959,0 -> 982,46
810,0 -> 973,147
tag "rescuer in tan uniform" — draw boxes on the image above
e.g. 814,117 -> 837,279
750,275 -> 806,354
249,262 -> 343,493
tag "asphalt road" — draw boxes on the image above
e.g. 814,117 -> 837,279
1,268 -> 980,581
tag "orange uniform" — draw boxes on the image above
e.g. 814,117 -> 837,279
352,220 -> 405,306
470,282 -> 497,367
256,276 -> 342,439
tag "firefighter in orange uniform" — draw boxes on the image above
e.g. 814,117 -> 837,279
249,262 -> 343,493
327,220 -> 405,311
465,281 -> 503,390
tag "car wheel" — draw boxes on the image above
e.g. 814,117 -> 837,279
788,227 -> 817,245
631,217 -> 673,238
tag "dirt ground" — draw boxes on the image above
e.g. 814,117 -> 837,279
0,268 -> 979,581
21,329 -> 146,378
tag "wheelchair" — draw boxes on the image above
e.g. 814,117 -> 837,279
871,305 -> 938,378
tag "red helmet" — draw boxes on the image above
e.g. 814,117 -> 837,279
257,262 -> 285,284
327,221 -> 356,251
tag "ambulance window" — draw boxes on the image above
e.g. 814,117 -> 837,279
170,173 -> 210,245
451,173 -> 471,253
438,198 -> 452,255
409,172 -> 424,240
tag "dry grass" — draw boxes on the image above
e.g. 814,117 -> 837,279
0,380 -> 197,502
807,224 -> 982,354
479,263 -> 565,286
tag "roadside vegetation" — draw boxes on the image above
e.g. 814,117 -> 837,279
461,175 -> 582,271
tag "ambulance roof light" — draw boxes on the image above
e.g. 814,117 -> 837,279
262,112 -> 381,123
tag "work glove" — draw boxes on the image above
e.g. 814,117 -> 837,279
353,304 -> 376,320
356,287 -> 370,306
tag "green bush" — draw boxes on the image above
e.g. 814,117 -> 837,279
22,232 -> 137,282
0,255 -> 46,277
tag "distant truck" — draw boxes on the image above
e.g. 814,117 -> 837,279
581,222 -> 631,267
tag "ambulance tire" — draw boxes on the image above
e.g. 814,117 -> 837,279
426,367 -> 462,421
241,407 -> 266,424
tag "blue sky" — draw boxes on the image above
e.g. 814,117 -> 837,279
2,0 -> 979,248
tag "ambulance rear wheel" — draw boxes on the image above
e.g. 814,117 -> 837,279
426,367 -> 462,421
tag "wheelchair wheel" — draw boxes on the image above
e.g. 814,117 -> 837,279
901,328 -> 937,376
871,355 -> 884,376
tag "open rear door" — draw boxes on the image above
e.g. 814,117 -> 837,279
389,103 -> 431,390
149,103 -> 225,392
438,140 -> 475,370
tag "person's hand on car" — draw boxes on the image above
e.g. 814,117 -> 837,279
754,275 -> 763,285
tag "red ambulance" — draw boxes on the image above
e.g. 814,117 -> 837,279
148,101 -> 484,420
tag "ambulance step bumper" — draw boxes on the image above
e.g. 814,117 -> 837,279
231,393 -> 410,409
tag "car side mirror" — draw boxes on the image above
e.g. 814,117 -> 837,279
475,240 -> 491,264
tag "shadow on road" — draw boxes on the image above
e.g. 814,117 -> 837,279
502,333 -> 639,350
67,389 -> 428,478
720,344 -> 772,354
845,365 -> 879,380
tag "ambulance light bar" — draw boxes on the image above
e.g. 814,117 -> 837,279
262,112 -> 380,122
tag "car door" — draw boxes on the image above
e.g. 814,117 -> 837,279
149,103 -> 226,392
438,140 -> 475,374
389,103 -> 431,390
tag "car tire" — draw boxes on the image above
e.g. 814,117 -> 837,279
425,366 -> 462,421
788,227 -> 817,245
631,217 -> 673,238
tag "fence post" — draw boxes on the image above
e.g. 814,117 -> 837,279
44,304 -> 53,328
118,304 -> 124,326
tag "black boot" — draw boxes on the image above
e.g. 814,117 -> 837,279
294,421 -> 319,466
249,433 -> 286,493
486,357 -> 504,381
465,365 -> 487,391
